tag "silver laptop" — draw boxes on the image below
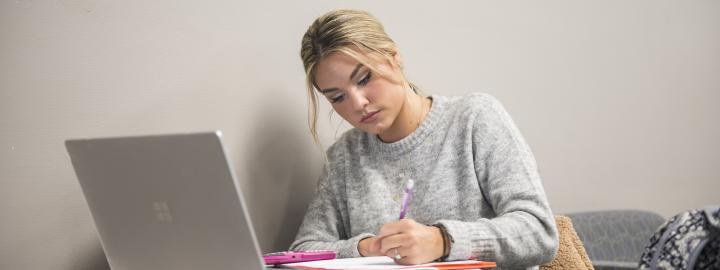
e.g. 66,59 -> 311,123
65,131 -> 267,270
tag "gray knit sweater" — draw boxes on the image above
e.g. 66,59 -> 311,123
289,93 -> 558,269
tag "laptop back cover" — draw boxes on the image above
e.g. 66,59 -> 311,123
65,131 -> 265,270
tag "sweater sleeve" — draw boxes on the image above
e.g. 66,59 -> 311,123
288,163 -> 375,258
436,94 -> 559,268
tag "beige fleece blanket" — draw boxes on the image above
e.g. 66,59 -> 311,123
540,215 -> 594,270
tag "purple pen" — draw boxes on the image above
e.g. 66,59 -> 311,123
398,179 -> 414,219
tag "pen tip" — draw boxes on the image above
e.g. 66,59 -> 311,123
406,179 -> 414,190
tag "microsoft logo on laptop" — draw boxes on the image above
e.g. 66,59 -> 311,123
153,201 -> 174,223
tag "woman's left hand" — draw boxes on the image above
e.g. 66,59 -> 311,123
376,219 -> 444,265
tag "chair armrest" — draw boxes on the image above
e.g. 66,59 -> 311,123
592,260 -> 638,270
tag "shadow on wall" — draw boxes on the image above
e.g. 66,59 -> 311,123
241,89 -> 320,253
66,242 -> 110,270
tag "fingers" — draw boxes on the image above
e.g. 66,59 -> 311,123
388,246 -> 405,261
378,233 -> 412,255
360,236 -> 384,257
378,219 -> 417,237
368,236 -> 385,256
384,245 -> 425,265
375,220 -> 444,265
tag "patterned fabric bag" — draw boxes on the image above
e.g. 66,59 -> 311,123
639,205 -> 720,270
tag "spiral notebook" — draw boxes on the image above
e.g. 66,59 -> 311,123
278,256 -> 496,269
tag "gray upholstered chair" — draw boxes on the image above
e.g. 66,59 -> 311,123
566,210 -> 666,270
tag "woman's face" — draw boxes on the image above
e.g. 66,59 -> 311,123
313,51 -> 407,136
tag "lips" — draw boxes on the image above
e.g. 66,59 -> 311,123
360,110 -> 380,124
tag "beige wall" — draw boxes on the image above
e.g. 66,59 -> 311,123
1,1 -> 718,269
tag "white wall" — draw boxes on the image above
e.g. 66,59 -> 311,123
1,1 -> 718,269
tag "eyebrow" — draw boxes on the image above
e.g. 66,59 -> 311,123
319,63 -> 364,94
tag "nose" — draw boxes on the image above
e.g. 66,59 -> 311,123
347,88 -> 369,112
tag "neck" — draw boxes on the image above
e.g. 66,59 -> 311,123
378,90 -> 431,143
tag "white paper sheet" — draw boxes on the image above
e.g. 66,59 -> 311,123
280,256 -> 492,270
281,256 -> 402,269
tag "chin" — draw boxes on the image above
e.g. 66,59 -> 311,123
358,127 -> 380,135
353,124 -> 385,135
357,123 -> 387,135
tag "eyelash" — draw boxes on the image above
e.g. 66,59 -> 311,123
358,70 -> 372,86
330,71 -> 372,104
330,95 -> 344,103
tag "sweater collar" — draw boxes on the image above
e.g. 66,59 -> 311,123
369,95 -> 445,156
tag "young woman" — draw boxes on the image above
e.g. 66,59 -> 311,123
289,9 -> 559,269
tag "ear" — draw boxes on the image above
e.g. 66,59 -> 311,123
391,50 -> 404,69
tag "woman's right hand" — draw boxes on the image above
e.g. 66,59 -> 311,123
358,236 -> 383,257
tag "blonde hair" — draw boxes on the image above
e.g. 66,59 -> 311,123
300,9 -> 419,150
